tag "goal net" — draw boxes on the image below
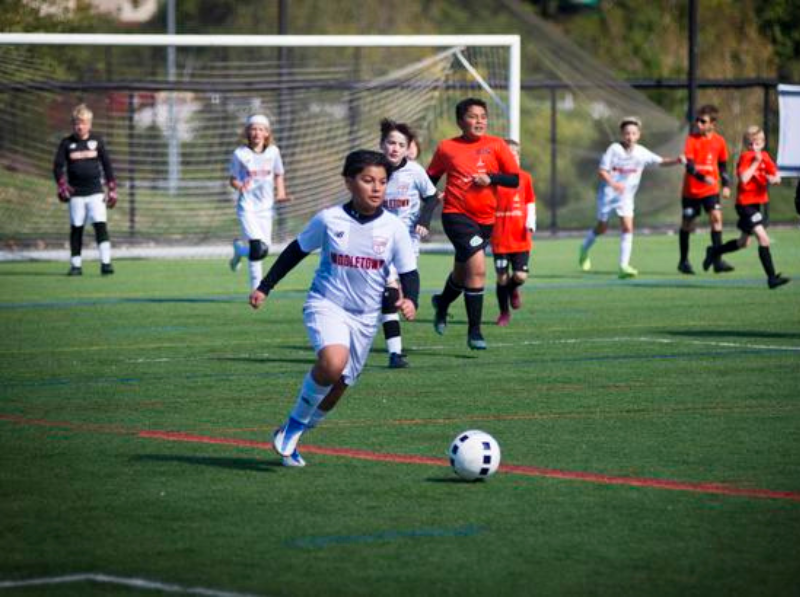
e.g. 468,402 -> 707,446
0,34 -> 519,250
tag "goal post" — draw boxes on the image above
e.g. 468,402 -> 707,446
0,33 -> 520,248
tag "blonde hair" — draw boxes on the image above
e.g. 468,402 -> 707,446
72,103 -> 93,122
742,125 -> 764,149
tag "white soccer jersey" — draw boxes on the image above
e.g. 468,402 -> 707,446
383,159 -> 437,236
597,142 -> 663,206
229,144 -> 284,213
297,205 -> 417,316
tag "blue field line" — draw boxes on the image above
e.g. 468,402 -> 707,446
285,524 -> 483,549
0,277 -> 777,310
1,346 -> 797,391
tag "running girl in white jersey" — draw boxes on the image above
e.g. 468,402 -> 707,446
378,119 -> 438,368
579,117 -> 684,278
249,150 -> 419,467
229,114 -> 289,290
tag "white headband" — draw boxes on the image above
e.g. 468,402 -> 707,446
246,114 -> 270,128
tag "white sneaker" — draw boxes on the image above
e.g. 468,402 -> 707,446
282,449 -> 306,468
272,419 -> 305,458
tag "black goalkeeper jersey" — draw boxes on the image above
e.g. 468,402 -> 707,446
53,133 -> 115,196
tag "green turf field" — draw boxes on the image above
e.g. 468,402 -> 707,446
2,231 -> 800,596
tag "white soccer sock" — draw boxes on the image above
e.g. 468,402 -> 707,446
99,241 -> 111,264
620,232 -> 633,267
289,371 -> 333,426
581,229 -> 597,252
381,313 -> 403,354
70,255 -> 82,268
248,260 -> 263,290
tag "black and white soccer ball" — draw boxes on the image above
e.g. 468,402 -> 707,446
448,430 -> 501,481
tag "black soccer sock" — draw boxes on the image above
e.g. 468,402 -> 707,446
464,286 -> 484,335
381,287 -> 402,343
496,283 -> 510,314
70,225 -> 84,257
679,229 -> 690,263
717,239 -> 740,256
758,246 -> 776,279
711,230 -> 724,265
93,221 -> 109,244
507,277 -> 523,294
438,274 -> 463,311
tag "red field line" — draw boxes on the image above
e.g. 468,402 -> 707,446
138,430 -> 800,502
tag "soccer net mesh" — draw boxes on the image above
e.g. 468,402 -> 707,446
0,38 -> 513,249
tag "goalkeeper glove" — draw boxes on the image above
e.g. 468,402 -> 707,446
57,177 -> 73,203
106,180 -> 118,209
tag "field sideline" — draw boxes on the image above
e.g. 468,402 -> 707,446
1,231 -> 799,595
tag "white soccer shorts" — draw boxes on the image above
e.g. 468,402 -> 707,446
238,208 -> 273,245
69,193 -> 107,227
596,194 -> 634,222
303,296 -> 379,386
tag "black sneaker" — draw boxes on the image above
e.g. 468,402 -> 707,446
714,259 -> 734,273
768,274 -> 790,289
67,266 -> 82,276
388,353 -> 409,369
677,261 -> 695,275
101,263 -> 114,276
431,294 -> 447,336
702,246 -> 715,272
467,330 -> 487,351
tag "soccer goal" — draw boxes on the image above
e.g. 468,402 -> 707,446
0,33 -> 520,250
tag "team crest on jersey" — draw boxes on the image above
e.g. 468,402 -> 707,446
334,230 -> 345,239
373,236 -> 389,255
88,140 -> 98,150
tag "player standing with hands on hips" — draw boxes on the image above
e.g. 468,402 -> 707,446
249,150 -> 419,467
229,114 -> 289,290
427,98 -> 519,350
702,126 -> 788,289
53,103 -> 118,276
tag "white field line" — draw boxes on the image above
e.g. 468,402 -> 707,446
0,572 -> 251,596
122,336 -> 800,364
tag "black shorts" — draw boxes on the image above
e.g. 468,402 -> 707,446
682,195 -> 721,219
442,212 -> 493,263
494,252 -> 530,274
736,204 -> 768,234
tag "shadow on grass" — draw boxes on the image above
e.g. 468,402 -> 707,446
132,453 -> 280,472
425,476 -> 486,485
215,355 -> 313,366
664,329 -> 800,340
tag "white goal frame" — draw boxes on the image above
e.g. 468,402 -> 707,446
0,33 -> 521,140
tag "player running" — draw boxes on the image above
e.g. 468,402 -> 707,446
427,98 -> 519,350
702,125 -> 788,289
249,150 -> 419,467
53,103 -> 118,276
491,139 -> 536,326
228,114 -> 289,290
378,118 -> 438,368
578,116 -> 684,278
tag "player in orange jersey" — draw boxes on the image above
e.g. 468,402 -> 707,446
490,140 -> 535,327
678,104 -> 733,275
702,126 -> 788,289
427,98 -> 519,350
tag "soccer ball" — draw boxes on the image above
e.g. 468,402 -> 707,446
448,430 -> 501,481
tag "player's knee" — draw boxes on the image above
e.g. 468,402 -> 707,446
496,272 -> 509,286
249,239 -> 269,261
513,271 -> 528,285
382,287 -> 400,314
92,222 -> 109,243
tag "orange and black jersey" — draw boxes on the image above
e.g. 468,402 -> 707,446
682,132 -> 729,199
427,134 -> 519,225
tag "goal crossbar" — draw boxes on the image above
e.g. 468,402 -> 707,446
0,33 -> 521,139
